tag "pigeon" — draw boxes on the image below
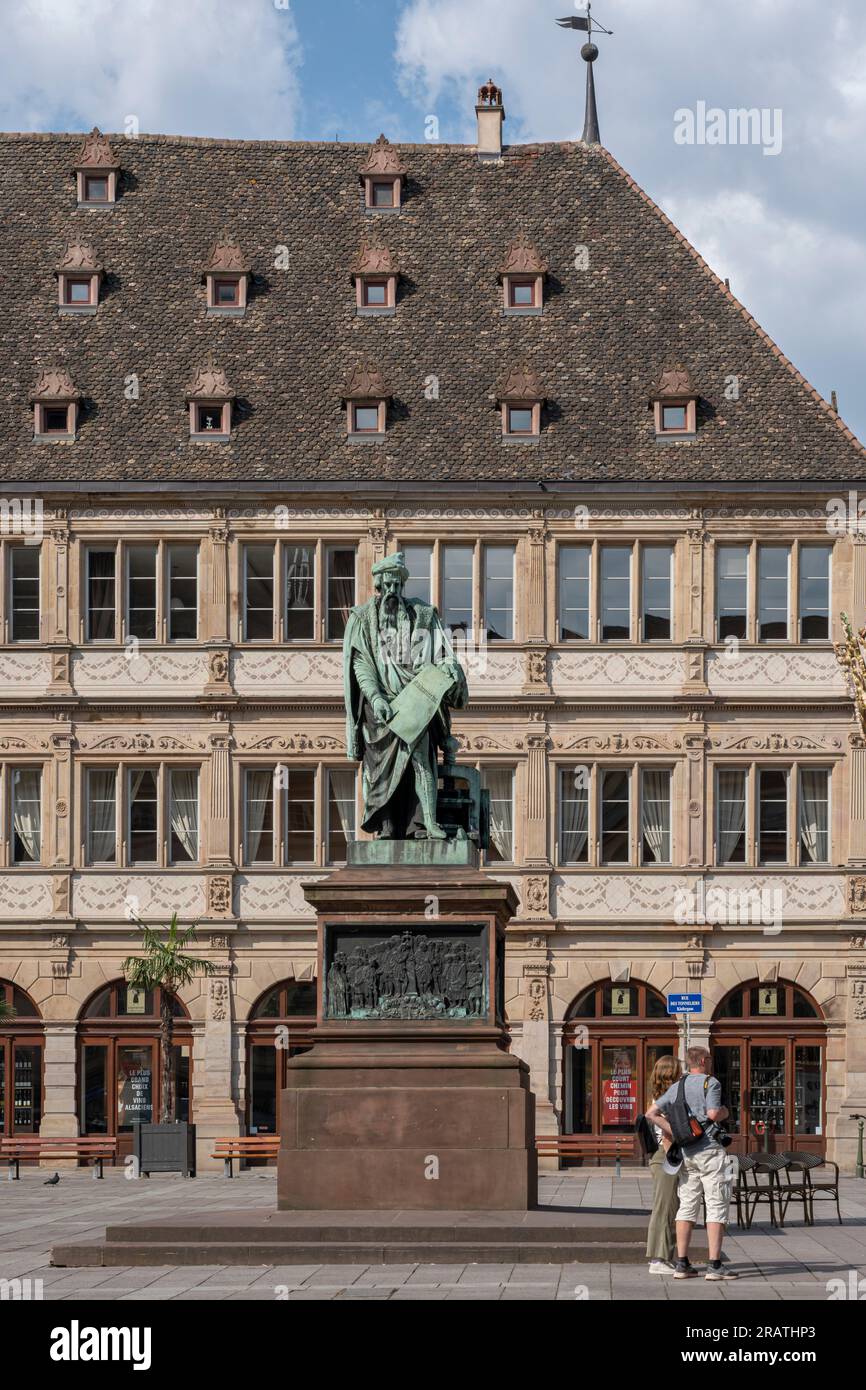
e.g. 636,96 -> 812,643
43,1172 -> 60,1186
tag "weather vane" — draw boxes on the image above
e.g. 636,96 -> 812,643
556,5 -> 613,145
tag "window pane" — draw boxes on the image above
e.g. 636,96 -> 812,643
441,545 -> 473,637
600,768 -> 630,862
327,770 -> 356,863
507,407 -> 533,433
799,546 -> 831,641
402,544 -> 432,606
128,768 -> 158,864
717,768 -> 747,863
326,548 -> 355,641
559,547 -> 590,641
758,545 -> 790,641
661,405 -> 686,430
600,546 -> 631,641
12,768 -> 41,863
559,767 -> 588,863
716,545 -> 748,641
10,547 -> 40,641
67,279 -> 90,303
117,1046 -> 154,1131
714,1046 -> 742,1133
641,768 -> 671,863
641,546 -> 672,641
795,1046 -> 823,1135
353,406 -> 379,431
81,1047 -> 108,1134
484,545 -> 514,641
372,180 -> 394,206
87,768 -> 117,864
365,281 -> 387,305
84,176 -> 108,202
286,768 -> 315,863
285,545 -> 315,640
759,768 -> 788,863
168,544 -> 198,640
126,544 -> 157,640
44,406 -> 68,431
483,769 -> 513,862
12,1044 -> 41,1132
799,767 -> 829,864
244,545 -> 274,640
87,549 -> 116,640
169,769 -> 199,863
245,769 -> 274,864
511,282 -> 534,306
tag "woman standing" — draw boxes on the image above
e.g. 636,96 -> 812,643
645,1054 -> 683,1274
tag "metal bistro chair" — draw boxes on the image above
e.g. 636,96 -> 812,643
736,1153 -> 789,1229
775,1151 -> 812,1226
781,1151 -> 843,1226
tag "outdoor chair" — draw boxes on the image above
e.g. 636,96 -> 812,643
735,1152 -> 789,1229
780,1150 -> 842,1225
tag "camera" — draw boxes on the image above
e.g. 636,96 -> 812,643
704,1119 -> 732,1148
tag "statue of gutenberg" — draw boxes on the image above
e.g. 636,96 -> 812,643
343,552 -> 468,839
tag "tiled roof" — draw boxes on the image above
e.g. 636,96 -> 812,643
1,130 -> 863,485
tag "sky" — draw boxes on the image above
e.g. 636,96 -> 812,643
2,0 -> 864,443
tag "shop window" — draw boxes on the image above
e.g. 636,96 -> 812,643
246,980 -> 316,1140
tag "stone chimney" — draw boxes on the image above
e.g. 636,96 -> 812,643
476,78 -> 505,159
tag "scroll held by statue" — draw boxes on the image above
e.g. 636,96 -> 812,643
386,663 -> 456,748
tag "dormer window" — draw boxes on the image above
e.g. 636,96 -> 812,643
499,235 -> 548,315
363,280 -> 388,307
649,365 -> 699,439
343,361 -> 390,442
74,128 -> 120,207
202,233 -> 251,315
31,368 -> 82,442
185,360 -> 234,442
55,240 -> 103,314
360,135 -> 406,213
498,363 -> 545,442
351,244 -> 399,316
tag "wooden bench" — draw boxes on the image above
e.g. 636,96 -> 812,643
536,1134 -> 641,1175
212,1136 -> 280,1177
0,1136 -> 118,1181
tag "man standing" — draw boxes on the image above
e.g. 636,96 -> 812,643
645,1045 -> 737,1280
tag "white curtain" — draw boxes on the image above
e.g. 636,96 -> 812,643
560,770 -> 588,863
641,769 -> 671,864
12,769 -> 41,862
485,769 -> 513,861
799,769 -> 828,863
329,771 -> 356,841
245,770 -> 272,861
717,769 -> 746,862
170,770 -> 199,862
286,545 -> 313,610
88,769 -> 116,862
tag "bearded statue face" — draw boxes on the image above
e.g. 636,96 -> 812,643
378,570 -> 406,615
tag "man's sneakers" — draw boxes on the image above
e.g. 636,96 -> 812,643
648,1260 -> 675,1275
673,1259 -> 699,1279
705,1261 -> 738,1281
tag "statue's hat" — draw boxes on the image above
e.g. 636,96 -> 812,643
372,551 -> 408,579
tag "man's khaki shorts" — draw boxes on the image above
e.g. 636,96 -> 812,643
676,1144 -> 731,1224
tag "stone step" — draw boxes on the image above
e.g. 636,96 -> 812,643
102,1221 -> 654,1245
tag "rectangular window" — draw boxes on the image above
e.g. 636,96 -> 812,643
244,545 -> 275,641
600,546 -> 631,641
600,768 -> 630,863
799,547 -> 831,641
168,544 -> 198,640
214,279 -> 239,306
640,768 -> 671,864
641,546 -> 673,641
83,175 -> 108,203
86,768 -> 117,864
799,767 -> 829,864
716,545 -> 748,641
441,545 -> 473,637
87,548 -> 116,641
509,280 -> 535,307
9,547 -> 40,642
506,406 -> 534,434
363,280 -> 387,306
484,545 -> 514,641
352,405 -> 380,432
371,180 -> 394,207
284,545 -> 315,640
758,768 -> 788,864
169,769 -> 199,864
559,546 -> 590,641
43,406 -> 69,433
559,767 -> 589,864
758,545 -> 790,641
65,278 -> 92,304
326,548 -> 356,641
327,770 -> 356,863
128,769 -> 158,864
661,404 -> 687,431
11,768 -> 41,864
483,769 -> 514,863
716,768 -> 747,863
126,544 -> 157,640
244,769 -> 274,864
402,544 -> 432,606
196,404 -> 224,433
285,768 -> 315,863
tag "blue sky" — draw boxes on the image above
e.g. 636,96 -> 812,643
2,0 -> 864,443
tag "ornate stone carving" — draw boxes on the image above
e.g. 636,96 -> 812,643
553,733 -> 682,752
359,133 -> 407,176
649,363 -> 698,400
51,651 -> 71,686
30,367 -> 81,402
210,978 -> 230,1021
499,233 -> 548,277
209,934 -> 230,951
712,733 -> 842,752
342,360 -> 391,400
74,127 -> 119,169
324,928 -> 486,1021
527,977 -> 546,1021
50,933 -> 69,949
185,358 -> 234,401
852,979 -> 866,1020
202,230 -> 251,274
351,243 -> 399,277
208,650 -> 229,684
52,875 -> 71,916
522,875 -> 550,917
55,239 -> 103,275
207,876 -> 233,916
849,936 -> 866,950
523,649 -> 548,687
850,877 -> 866,916
497,362 -> 545,402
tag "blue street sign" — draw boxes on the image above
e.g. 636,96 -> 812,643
667,993 -> 702,1014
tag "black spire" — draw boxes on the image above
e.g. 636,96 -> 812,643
555,4 -> 612,146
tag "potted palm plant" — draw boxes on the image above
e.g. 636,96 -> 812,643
122,914 -> 216,1176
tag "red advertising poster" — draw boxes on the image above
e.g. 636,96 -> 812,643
602,1055 -> 637,1125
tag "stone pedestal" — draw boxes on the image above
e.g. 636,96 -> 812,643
277,860 -> 537,1211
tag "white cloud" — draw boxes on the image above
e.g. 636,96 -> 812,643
0,0 -> 302,139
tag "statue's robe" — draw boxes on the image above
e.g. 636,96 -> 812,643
343,594 -> 468,836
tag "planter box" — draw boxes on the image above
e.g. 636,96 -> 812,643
133,1122 -> 196,1177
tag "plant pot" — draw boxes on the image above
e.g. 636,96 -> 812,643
133,1122 -> 196,1177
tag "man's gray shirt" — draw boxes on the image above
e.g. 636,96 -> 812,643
656,1073 -> 723,1152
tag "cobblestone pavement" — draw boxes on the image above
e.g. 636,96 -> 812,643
2,1169 -> 866,1301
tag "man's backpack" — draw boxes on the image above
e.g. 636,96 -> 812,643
665,1076 -> 709,1149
